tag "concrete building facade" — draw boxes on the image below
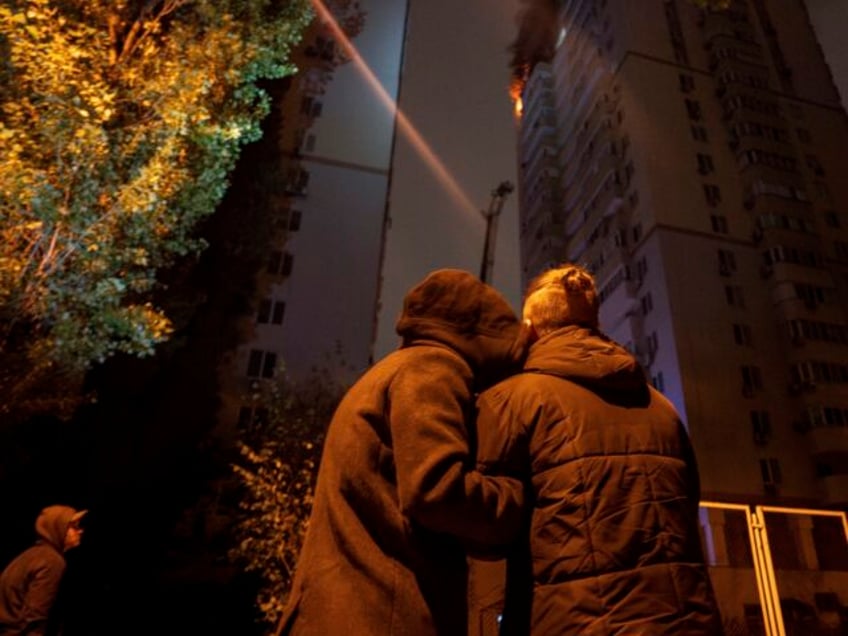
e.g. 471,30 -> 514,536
216,0 -> 408,436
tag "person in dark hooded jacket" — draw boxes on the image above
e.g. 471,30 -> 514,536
277,269 -> 530,636
474,264 -> 723,636
0,505 -> 86,636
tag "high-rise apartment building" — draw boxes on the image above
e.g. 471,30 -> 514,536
514,0 -> 848,507
215,0 -> 408,435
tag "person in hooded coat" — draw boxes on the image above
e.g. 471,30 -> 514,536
474,264 -> 723,636
277,269 -> 531,636
0,505 -> 86,636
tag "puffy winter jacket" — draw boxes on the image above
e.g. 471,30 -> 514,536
475,325 -> 723,635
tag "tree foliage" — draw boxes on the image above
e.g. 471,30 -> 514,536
0,0 -> 313,422
228,370 -> 344,629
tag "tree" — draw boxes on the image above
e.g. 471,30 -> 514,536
0,0 -> 313,424
228,369 -> 344,630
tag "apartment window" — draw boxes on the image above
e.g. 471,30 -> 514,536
821,407 -> 848,427
257,299 -> 286,325
268,250 -> 283,275
691,125 -> 708,142
685,98 -> 702,121
807,406 -> 837,428
647,331 -> 659,354
298,95 -> 325,118
741,365 -> 763,395
664,0 -> 688,64
711,215 -> 728,234
793,361 -> 848,385
635,255 -> 648,282
679,73 -> 695,93
697,153 -> 715,175
751,411 -> 771,444
759,458 -> 782,486
789,319 -> 848,345
247,349 -> 277,378
764,245 -> 823,269
733,323 -> 753,346
272,301 -> 286,325
632,223 -> 643,243
718,249 -> 736,276
304,134 -> 316,153
289,210 -> 303,232
628,190 -> 640,209
740,149 -> 798,172
652,371 -> 665,393
795,283 -> 826,308
725,284 -> 745,308
641,292 -> 653,315
824,211 -> 841,228
703,184 -> 721,207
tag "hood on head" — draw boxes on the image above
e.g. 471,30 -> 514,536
35,505 -> 86,551
396,269 -> 526,389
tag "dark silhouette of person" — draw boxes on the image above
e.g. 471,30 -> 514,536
278,269 -> 531,636
0,505 -> 86,636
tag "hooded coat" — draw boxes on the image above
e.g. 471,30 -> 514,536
279,270 -> 528,636
0,506 -> 81,636
475,326 -> 722,636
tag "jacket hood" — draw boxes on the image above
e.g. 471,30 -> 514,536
526,325 -> 646,392
35,505 -> 86,552
396,269 -> 527,390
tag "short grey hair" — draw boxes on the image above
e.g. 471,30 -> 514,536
522,264 -> 599,336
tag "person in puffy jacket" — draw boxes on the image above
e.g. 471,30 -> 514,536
474,264 -> 723,636
277,269 -> 531,636
0,505 -> 86,636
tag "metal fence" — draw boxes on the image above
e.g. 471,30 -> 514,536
700,502 -> 848,636
469,503 -> 848,636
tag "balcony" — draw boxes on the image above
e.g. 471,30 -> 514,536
809,426 -> 848,455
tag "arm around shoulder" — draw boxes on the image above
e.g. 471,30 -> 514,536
389,349 -> 526,547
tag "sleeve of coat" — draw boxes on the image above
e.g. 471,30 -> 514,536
474,381 -> 530,479
390,349 -> 525,547
21,559 -> 65,636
